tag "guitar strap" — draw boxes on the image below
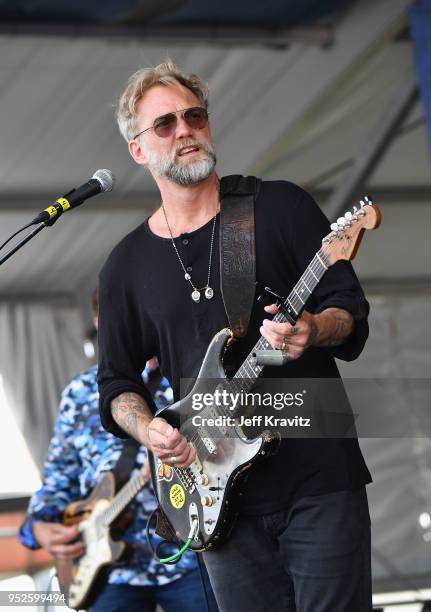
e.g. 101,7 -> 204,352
113,438 -> 140,492
219,175 -> 260,338
156,182 -> 261,540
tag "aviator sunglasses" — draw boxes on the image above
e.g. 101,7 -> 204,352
133,106 -> 209,140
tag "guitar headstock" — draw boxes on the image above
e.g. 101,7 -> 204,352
322,196 -> 381,265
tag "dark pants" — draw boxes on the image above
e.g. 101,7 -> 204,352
203,488 -> 372,612
90,566 -> 219,612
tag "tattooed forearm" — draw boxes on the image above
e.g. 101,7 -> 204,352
312,308 -> 354,348
307,317 -> 319,347
326,310 -> 354,346
111,392 -> 153,441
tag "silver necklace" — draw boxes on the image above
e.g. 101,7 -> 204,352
161,203 -> 217,303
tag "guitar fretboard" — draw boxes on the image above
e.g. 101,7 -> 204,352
225,248 -> 330,414
101,471 -> 148,527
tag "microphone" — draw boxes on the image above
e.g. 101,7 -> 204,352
32,169 -> 115,224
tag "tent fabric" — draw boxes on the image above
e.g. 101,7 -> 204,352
338,290 -> 431,589
0,301 -> 90,471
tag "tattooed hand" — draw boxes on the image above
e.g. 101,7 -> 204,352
260,305 -> 354,361
146,416 -> 196,468
111,392 -> 196,468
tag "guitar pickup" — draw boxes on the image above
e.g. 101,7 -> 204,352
209,408 -> 228,435
202,436 -> 217,454
197,427 -> 217,454
191,453 -> 203,473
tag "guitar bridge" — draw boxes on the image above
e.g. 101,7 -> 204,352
175,467 -> 196,494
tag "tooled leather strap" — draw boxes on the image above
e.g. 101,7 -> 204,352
219,175 -> 260,338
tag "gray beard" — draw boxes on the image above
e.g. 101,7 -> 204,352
143,140 -> 217,186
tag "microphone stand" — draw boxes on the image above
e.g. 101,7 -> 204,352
0,222 -> 48,267
0,204 -> 78,267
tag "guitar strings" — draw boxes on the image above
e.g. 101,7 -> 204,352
179,249 -> 330,459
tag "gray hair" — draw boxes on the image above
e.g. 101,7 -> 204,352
116,59 -> 209,142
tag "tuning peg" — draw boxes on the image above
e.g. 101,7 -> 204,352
360,200 -> 365,208
344,211 -> 353,220
353,206 -> 358,213
337,217 -> 346,226
330,223 -> 338,232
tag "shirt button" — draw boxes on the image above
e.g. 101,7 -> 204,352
187,266 -> 193,272
182,239 -> 189,245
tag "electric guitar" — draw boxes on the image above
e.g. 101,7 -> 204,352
55,464 -> 150,610
149,198 -> 381,551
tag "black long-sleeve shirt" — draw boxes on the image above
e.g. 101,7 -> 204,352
98,179 -> 372,514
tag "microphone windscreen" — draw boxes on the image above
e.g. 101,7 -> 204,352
92,169 -> 115,192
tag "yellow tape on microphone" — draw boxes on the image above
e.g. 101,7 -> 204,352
44,205 -> 58,220
56,197 -> 71,212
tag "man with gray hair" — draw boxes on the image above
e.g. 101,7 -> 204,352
98,59 -> 372,611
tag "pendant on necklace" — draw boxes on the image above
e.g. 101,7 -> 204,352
191,290 -> 201,303
205,287 -> 214,300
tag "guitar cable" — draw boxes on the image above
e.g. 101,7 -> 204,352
0,221 -> 37,252
145,510 -> 198,564
145,512 -> 212,611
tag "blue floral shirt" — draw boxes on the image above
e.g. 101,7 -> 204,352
17,364 -> 197,586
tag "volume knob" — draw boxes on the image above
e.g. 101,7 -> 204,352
197,473 -> 209,486
201,495 -> 215,507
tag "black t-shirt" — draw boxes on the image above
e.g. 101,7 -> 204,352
98,179 -> 372,514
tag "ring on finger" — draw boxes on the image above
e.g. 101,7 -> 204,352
171,455 -> 177,464
280,337 -> 288,351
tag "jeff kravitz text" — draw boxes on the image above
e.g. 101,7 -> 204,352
191,414 -> 311,428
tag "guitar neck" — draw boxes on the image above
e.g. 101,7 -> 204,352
275,249 -> 329,325
229,248 -> 330,398
101,471 -> 148,527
